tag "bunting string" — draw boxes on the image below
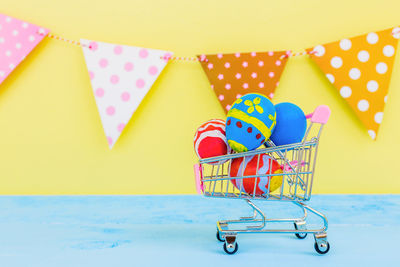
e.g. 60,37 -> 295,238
279,50 -> 317,59
38,31 -> 319,62
40,31 -> 90,48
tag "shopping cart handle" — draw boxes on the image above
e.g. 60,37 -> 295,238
194,164 -> 204,195
281,160 -> 306,172
306,105 -> 331,125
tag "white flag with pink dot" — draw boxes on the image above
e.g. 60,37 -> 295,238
81,39 -> 172,148
0,13 -> 49,85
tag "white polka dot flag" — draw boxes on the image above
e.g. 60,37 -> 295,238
0,14 -> 49,86
307,27 -> 399,140
81,39 -> 173,148
197,51 -> 289,113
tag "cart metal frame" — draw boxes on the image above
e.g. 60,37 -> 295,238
194,105 -> 331,254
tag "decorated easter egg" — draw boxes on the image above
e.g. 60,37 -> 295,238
269,102 -> 307,146
194,119 -> 231,164
230,154 -> 283,195
226,93 -> 276,152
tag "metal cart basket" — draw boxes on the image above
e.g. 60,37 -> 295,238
194,105 -> 331,254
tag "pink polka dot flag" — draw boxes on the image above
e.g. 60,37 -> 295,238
307,27 -> 399,140
81,39 -> 173,148
0,13 -> 49,86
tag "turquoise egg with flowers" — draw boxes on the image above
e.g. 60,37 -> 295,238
226,93 -> 276,152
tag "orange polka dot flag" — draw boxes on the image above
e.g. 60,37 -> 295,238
197,51 -> 289,113
307,27 -> 399,140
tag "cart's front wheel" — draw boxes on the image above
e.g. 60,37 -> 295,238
223,242 -> 238,255
216,230 -> 225,242
314,241 -> 330,254
294,223 -> 307,239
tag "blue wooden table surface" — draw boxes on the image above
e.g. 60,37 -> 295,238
0,195 -> 398,266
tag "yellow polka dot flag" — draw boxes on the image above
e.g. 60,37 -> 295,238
307,27 -> 399,140
197,51 -> 289,113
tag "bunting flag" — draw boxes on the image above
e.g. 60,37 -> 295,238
81,39 -> 172,148
2,10 -> 400,144
197,51 -> 289,113
307,27 -> 399,140
0,14 -> 49,85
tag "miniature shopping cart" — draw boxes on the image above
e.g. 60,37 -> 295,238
194,105 -> 331,255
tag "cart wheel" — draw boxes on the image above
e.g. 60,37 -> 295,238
216,230 -> 225,242
293,223 -> 307,239
314,241 -> 330,254
223,242 -> 238,255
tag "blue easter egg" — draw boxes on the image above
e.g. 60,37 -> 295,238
226,93 -> 276,152
269,102 -> 307,146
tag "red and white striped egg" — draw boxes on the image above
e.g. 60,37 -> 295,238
194,119 -> 231,164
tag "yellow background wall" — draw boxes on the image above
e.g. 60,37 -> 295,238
1,0 -> 400,194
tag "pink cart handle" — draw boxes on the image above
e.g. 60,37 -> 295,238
194,164 -> 204,195
281,160 -> 306,172
305,105 -> 331,124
